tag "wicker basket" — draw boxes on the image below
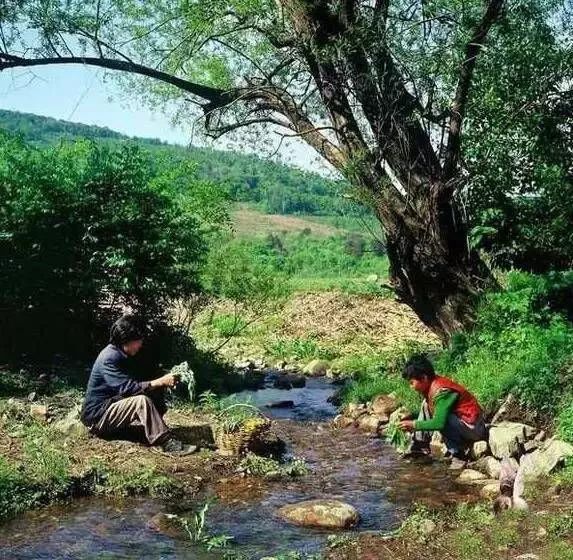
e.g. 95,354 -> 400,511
215,417 -> 271,456
215,429 -> 246,456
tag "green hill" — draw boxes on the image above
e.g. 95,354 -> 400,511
0,109 -> 368,218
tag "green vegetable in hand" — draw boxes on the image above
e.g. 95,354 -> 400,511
386,419 -> 410,453
170,361 -> 195,402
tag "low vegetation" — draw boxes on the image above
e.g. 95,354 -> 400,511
0,408 -> 178,521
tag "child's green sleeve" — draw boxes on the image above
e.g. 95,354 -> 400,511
414,390 -> 458,431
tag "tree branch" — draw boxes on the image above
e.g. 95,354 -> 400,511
443,0 -> 505,179
0,53 -> 227,103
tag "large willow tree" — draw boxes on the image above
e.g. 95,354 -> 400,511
0,0 -> 569,340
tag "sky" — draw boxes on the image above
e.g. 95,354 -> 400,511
0,64 -> 329,173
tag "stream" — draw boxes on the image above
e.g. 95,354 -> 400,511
0,375 -> 477,559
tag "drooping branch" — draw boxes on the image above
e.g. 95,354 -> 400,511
443,0 -> 505,178
0,53 -> 228,103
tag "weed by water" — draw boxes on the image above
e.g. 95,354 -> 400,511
22,424 -> 71,490
173,502 -> 234,551
239,453 -> 309,478
92,463 -> 177,499
339,342 -> 431,411
266,336 -> 339,361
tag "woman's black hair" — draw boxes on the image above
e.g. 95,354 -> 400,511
402,353 -> 436,380
109,314 -> 148,347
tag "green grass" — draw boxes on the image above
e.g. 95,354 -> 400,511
0,395 -> 179,521
338,342 -> 434,412
435,272 -> 573,419
386,503 -> 573,560
204,230 -> 389,299
265,336 -> 340,362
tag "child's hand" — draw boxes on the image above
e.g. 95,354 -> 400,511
398,419 -> 415,432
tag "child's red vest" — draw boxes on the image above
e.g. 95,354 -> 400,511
426,375 -> 482,424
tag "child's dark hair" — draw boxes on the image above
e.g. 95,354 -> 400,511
402,354 -> 435,380
109,314 -> 148,346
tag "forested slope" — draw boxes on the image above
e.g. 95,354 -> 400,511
0,109 -> 366,218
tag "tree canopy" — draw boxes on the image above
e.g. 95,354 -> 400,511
0,0 -> 571,339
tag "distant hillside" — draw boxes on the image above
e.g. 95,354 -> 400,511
0,109 -> 368,218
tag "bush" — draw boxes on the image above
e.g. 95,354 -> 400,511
436,271 -> 573,415
210,313 -> 249,338
0,134 -> 226,359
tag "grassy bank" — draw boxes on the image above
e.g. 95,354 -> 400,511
0,368 -> 238,523
0,402 -> 178,521
326,485 -> 573,560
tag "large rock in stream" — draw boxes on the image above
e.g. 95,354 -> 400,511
278,499 -> 359,529
273,374 -> 306,390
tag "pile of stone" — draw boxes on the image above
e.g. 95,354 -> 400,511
466,421 -> 573,501
332,393 -> 404,435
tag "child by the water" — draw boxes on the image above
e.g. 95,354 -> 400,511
398,354 -> 487,462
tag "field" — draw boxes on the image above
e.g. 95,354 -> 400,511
231,205 -> 347,237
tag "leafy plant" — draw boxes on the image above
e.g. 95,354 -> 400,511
169,361 -> 196,402
179,502 -> 209,544
239,453 -> 309,478
385,420 -> 410,453
174,502 -> 234,550
216,402 -> 263,434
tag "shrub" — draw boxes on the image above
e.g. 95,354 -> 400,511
210,313 -> 249,338
0,134 -> 226,359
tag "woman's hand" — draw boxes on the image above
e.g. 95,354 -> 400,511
398,419 -> 415,432
151,373 -> 178,388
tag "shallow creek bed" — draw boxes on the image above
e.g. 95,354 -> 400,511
0,377 -> 479,559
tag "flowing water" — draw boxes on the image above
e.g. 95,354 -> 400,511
0,375 -> 477,559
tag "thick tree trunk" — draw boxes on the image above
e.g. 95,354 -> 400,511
376,183 -> 495,343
